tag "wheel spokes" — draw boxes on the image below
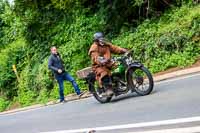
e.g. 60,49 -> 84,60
132,70 -> 150,92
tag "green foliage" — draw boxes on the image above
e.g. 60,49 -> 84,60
0,0 -> 5,48
0,97 -> 9,112
0,4 -> 25,48
36,89 -> 49,104
113,5 -> 200,73
51,0 -> 79,10
0,38 -> 27,100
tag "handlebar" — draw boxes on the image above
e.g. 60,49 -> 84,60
112,50 -> 133,61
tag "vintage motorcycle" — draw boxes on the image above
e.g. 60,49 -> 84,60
77,51 -> 154,103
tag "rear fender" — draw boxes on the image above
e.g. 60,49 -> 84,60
85,72 -> 96,93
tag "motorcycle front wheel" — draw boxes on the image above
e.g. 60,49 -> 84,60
89,81 -> 112,103
128,66 -> 154,96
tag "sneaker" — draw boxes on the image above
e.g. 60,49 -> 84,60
86,130 -> 96,133
78,91 -> 85,98
99,92 -> 107,98
59,99 -> 67,103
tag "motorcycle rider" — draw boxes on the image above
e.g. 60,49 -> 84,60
88,32 -> 127,96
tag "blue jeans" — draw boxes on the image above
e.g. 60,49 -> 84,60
55,72 -> 81,101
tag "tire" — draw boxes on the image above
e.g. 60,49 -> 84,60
128,66 -> 154,96
89,82 -> 112,103
93,92 -> 112,103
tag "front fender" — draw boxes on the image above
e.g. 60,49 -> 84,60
125,62 -> 143,82
127,62 -> 143,71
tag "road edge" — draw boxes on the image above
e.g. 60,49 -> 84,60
1,66 -> 200,115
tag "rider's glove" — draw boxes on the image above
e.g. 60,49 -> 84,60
122,48 -> 128,53
98,56 -> 108,65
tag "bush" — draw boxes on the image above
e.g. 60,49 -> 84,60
0,98 -> 9,112
0,38 -> 27,100
113,5 -> 200,73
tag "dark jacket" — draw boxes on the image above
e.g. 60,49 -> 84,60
48,53 -> 65,76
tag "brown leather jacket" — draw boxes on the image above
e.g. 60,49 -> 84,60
88,42 -> 125,87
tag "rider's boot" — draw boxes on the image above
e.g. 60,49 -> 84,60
98,87 -> 106,97
106,87 -> 114,96
99,86 -> 113,97
101,75 -> 113,96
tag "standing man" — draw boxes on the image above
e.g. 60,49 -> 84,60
48,46 -> 82,103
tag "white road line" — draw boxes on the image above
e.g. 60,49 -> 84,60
40,116 -> 200,133
128,126 -> 200,133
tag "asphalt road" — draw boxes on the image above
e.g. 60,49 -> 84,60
0,73 -> 200,133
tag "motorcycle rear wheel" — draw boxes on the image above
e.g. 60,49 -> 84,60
90,81 -> 113,103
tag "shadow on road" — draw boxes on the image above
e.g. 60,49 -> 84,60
111,90 -> 157,103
